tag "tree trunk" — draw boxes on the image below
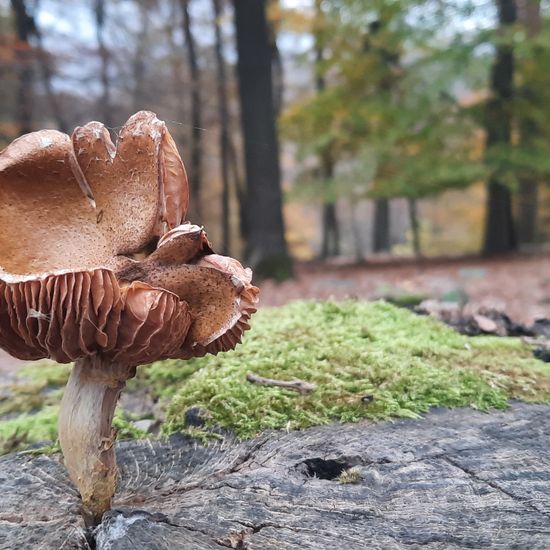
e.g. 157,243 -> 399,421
516,0 -> 541,245
315,0 -> 340,258
517,180 -> 538,244
373,198 -> 391,253
233,0 -> 292,280
11,0 -> 34,136
408,198 -> 421,258
180,0 -> 203,222
166,1 -> 186,150
349,199 -> 364,262
213,0 -> 231,255
132,0 -> 150,112
94,0 -> 113,128
321,204 -> 340,258
483,0 -> 517,255
320,151 -> 339,258
228,136 -> 248,241
26,0 -> 68,133
268,0 -> 284,117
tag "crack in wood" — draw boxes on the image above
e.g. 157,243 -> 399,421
443,455 -> 550,518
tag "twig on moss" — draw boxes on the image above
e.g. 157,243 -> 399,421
246,372 -> 316,395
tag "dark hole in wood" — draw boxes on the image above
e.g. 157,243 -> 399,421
301,458 -> 353,480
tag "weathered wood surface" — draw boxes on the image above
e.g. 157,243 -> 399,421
1,402 -> 549,549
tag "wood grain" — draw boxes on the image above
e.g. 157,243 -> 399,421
1,402 -> 549,549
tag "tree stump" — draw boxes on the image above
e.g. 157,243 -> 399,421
1,402 -> 549,549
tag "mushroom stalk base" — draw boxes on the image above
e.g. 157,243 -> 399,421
58,357 -> 134,527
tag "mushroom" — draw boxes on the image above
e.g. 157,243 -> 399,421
0,112 -> 259,527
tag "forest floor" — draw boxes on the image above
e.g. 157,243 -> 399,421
261,252 -> 550,324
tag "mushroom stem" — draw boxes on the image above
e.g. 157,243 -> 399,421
58,356 -> 135,527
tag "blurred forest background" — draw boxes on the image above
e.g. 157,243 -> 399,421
1,0 -> 550,282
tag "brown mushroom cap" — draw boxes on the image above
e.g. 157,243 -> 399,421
0,112 -> 258,367
0,112 -> 188,277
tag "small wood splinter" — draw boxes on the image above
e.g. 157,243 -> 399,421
246,372 -> 316,395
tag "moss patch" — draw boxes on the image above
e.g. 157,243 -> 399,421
1,300 -> 549,452
162,301 -> 549,437
0,403 -> 148,454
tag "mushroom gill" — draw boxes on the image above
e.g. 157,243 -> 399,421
0,112 -> 259,527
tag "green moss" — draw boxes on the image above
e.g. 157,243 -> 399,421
0,361 -> 143,452
0,406 -> 59,454
0,405 -> 147,454
162,301 -> 550,437
0,361 -> 68,417
1,300 -> 549,453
